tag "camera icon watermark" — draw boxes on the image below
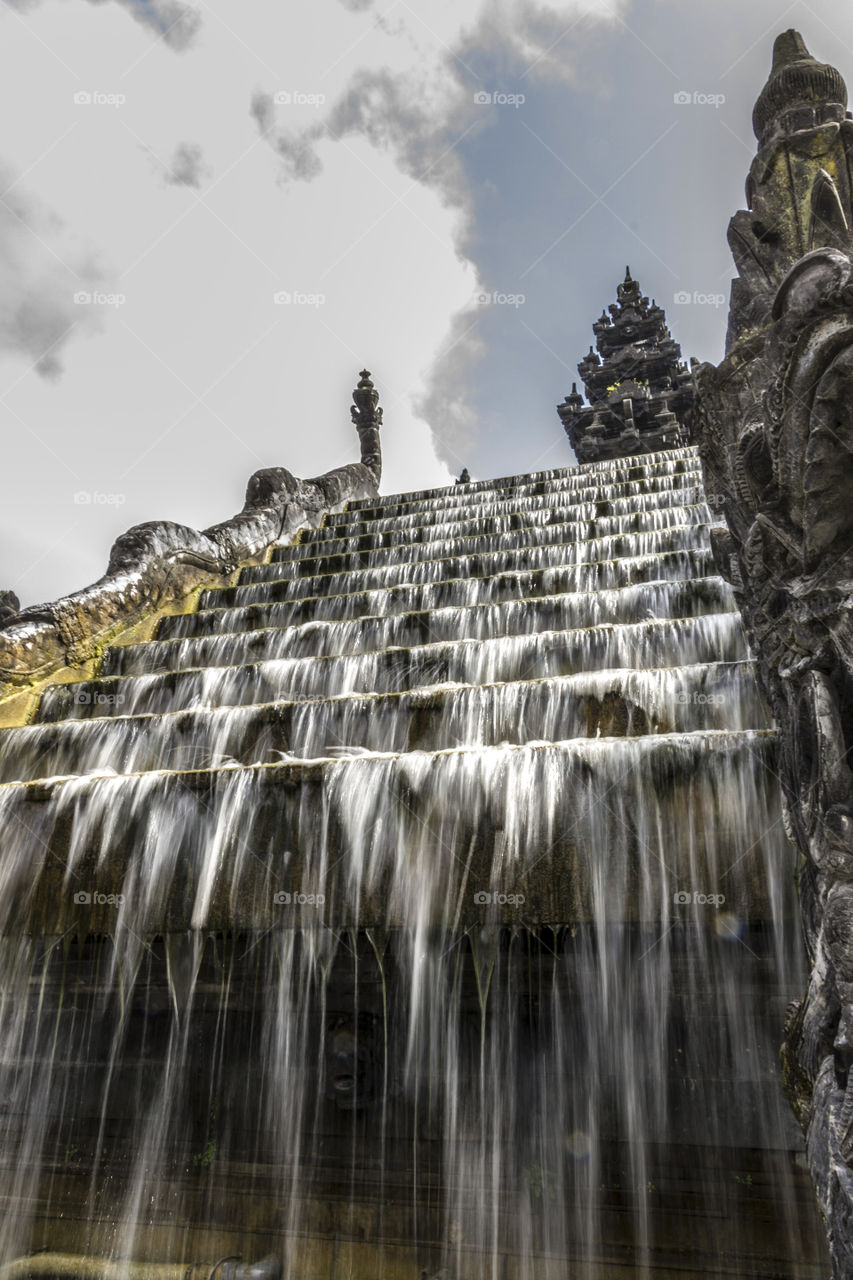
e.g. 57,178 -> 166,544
673,90 -> 725,108
273,290 -> 326,307
473,890 -> 526,906
273,890 -> 326,906
73,291 -> 126,307
73,689 -> 125,707
476,291 -> 526,308
73,491 -> 126,507
274,90 -> 326,107
73,890 -> 126,905
673,290 -> 726,307
473,91 -> 525,108
673,890 -> 725,907
73,90 -> 126,108
676,690 -> 726,706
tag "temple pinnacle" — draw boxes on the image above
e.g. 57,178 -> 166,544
771,28 -> 811,70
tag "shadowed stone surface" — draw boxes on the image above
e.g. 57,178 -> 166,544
695,29 -> 853,1277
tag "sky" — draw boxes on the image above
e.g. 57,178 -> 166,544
1,0 -> 852,608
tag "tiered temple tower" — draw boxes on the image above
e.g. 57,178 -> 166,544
558,267 -> 695,462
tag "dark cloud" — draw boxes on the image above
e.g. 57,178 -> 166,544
6,0 -> 201,50
250,92 -> 324,181
164,141 -> 209,188
250,66 -> 476,202
121,0 -> 200,48
0,167 -> 116,379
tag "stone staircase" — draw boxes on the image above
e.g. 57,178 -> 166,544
0,447 -> 783,931
0,445 -> 830,1278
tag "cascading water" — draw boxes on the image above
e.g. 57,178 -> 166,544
0,447 -> 829,1278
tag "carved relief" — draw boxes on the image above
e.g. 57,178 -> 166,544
696,31 -> 853,1273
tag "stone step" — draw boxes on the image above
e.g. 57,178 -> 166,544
166,553 -> 718,641
0,727 -> 785,936
344,448 -> 698,511
110,577 -> 736,678
318,479 -> 704,538
38,613 -> 748,723
0,663 -> 767,785
272,502 -> 708,565
256,520 -> 711,584
221,526 -> 708,606
257,514 -> 712,586
344,461 -> 701,521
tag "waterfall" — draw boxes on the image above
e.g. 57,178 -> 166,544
0,447 -> 828,1277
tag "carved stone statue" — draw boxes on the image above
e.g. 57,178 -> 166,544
696,30 -> 853,1275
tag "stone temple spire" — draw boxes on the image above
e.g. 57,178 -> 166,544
726,28 -> 853,349
557,268 -> 694,463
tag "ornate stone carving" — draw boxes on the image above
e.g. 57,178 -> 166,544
558,267 -> 695,462
350,368 -> 383,482
695,31 -> 853,1274
725,29 -> 853,351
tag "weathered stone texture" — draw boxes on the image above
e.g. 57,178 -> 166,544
695,29 -> 853,1275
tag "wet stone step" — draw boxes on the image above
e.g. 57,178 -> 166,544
175,551 -> 718,640
110,577 -> 737,678
38,614 -> 748,722
0,663 -> 767,785
345,462 -> 702,520
318,478 -> 705,537
344,448 -> 698,510
253,514 -> 711,581
272,504 -> 709,564
312,481 -> 701,537
200,545 -> 717,613
232,526 -> 710,599
0,728 -> 785,936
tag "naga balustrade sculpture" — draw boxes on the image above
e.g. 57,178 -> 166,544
0,371 -> 382,715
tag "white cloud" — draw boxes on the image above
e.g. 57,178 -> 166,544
0,0 -> 626,605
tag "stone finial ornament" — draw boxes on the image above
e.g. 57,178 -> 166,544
695,30 -> 853,1276
350,369 -> 383,483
